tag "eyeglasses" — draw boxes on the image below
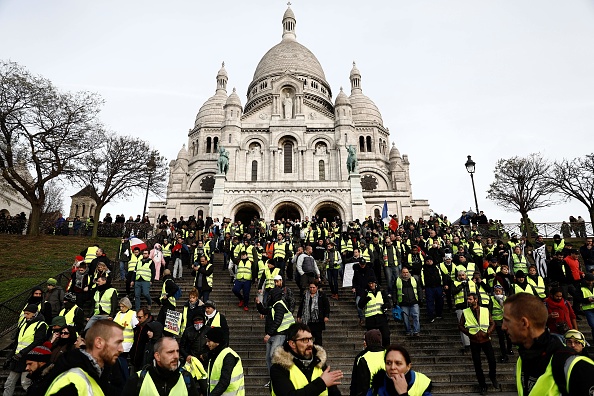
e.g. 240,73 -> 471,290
293,337 -> 315,344
53,329 -> 62,333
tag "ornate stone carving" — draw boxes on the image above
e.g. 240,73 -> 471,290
360,175 -> 378,191
200,176 -> 215,192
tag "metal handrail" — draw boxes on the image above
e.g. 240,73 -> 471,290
0,269 -> 72,338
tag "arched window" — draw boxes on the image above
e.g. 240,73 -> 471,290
90,205 -> 95,217
82,204 -> 86,217
213,137 -> 219,151
374,208 -> 380,220
319,160 -> 325,181
359,136 -> 365,152
283,142 -> 293,173
75,204 -> 79,217
198,209 -> 204,218
206,137 -> 212,153
251,160 -> 258,181
366,136 -> 372,152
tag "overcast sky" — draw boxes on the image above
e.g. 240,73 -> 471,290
1,0 -> 593,223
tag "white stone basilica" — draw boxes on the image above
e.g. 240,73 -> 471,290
152,5 -> 429,224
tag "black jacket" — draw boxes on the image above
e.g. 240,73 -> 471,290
352,262 -> 375,297
180,323 -> 209,362
270,343 -> 340,396
519,331 -> 594,396
256,289 -> 292,336
12,313 -> 47,373
297,291 -> 331,328
205,345 -> 241,396
358,288 -> 390,327
130,315 -> 154,368
122,363 -> 199,396
37,348 -> 119,396
350,345 -> 385,396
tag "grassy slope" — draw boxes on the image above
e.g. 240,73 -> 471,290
0,235 -> 120,302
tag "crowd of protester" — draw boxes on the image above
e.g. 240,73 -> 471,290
4,209 -> 594,395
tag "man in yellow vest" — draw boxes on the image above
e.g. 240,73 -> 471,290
255,283 -> 295,384
85,275 -> 118,330
502,293 -> 594,395
357,278 -> 391,347
458,293 -> 498,395
122,336 -> 200,396
232,251 -> 257,312
350,329 -> 385,396
270,322 -> 342,395
4,303 -> 47,395
132,249 -> 155,311
203,327 -> 244,396
59,292 -> 85,333
45,320 -> 124,395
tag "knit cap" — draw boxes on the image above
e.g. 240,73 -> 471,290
25,341 -> 52,362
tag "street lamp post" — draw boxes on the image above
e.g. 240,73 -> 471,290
142,153 -> 157,220
465,155 -> 479,213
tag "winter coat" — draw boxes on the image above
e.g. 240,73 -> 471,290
270,343 -> 340,396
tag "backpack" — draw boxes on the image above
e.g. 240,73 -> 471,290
392,305 -> 404,322
166,278 -> 183,300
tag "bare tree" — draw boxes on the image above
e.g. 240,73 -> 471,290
72,133 -> 168,238
549,154 -> 594,225
487,153 -> 558,237
42,179 -> 65,215
0,61 -> 105,235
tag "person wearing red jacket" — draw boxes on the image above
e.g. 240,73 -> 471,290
545,287 -> 577,334
565,249 -> 584,282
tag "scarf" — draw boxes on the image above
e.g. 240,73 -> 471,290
206,309 -> 217,320
302,292 -> 319,324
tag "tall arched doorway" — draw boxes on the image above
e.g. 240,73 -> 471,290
315,204 -> 342,222
274,203 -> 301,221
234,204 -> 261,227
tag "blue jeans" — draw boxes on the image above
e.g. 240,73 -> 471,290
384,266 -> 400,296
134,280 -> 152,311
425,286 -> 444,319
119,261 -> 127,280
355,295 -> 363,320
402,304 -> 420,334
232,280 -> 252,306
199,289 -> 210,303
266,334 -> 286,373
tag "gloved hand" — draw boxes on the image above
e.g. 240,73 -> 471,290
11,353 -> 21,362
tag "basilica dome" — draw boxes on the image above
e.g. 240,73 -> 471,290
245,5 -> 333,114
252,40 -> 328,85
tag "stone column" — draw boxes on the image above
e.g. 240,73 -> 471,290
349,173 -> 366,220
210,174 -> 226,220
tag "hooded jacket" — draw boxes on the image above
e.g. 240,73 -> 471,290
270,343 -> 340,396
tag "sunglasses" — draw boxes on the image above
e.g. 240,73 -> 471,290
60,331 -> 70,335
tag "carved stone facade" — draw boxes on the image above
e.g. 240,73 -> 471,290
152,5 -> 430,223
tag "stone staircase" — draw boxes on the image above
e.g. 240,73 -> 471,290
0,253 -> 520,395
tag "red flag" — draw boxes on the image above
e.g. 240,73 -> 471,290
389,217 -> 398,232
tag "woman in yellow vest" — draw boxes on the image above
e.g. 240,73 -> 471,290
368,344 -> 432,396
114,296 -> 137,379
